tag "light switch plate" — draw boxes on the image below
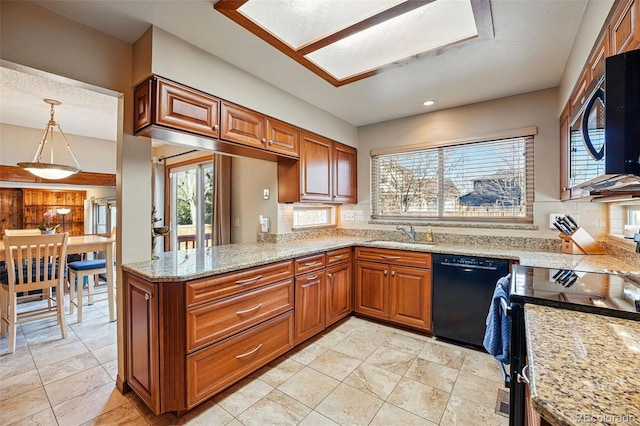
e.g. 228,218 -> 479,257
342,210 -> 355,221
549,213 -> 563,229
263,189 -> 270,200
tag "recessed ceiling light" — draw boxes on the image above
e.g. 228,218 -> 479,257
422,100 -> 435,106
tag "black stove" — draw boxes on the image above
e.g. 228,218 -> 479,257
510,265 -> 640,320
507,265 -> 640,426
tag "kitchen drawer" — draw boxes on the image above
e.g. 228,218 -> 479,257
325,247 -> 351,266
186,260 -> 294,307
186,279 -> 294,352
355,247 -> 431,269
186,311 -> 294,408
294,253 -> 326,276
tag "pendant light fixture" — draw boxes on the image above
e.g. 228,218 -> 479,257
18,98 -> 82,180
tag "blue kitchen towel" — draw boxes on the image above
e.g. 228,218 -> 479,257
483,274 -> 511,364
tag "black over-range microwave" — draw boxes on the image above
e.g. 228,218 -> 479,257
569,48 -> 640,197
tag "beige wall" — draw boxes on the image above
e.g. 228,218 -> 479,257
1,124 -> 117,174
348,88 -> 607,238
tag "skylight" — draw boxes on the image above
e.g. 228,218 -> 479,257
215,0 -> 490,86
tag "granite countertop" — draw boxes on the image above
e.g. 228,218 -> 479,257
525,304 -> 640,426
121,237 -> 637,282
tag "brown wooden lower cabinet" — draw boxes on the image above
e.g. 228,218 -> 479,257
326,261 -> 352,326
294,270 -> 326,344
186,312 -> 293,408
125,261 -> 295,415
354,248 -> 432,332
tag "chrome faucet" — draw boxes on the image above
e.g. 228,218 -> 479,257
396,225 -> 415,243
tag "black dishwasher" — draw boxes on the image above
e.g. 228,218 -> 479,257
432,254 -> 510,348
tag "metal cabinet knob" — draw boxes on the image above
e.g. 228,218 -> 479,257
384,270 -> 388,275
327,273 -> 333,278
144,292 -> 151,301
391,271 -> 395,276
213,124 -> 219,130
261,137 -> 267,143
268,140 -> 274,145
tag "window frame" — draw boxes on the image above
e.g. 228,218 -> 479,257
370,127 -> 536,224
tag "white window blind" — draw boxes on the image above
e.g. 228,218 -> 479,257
371,135 -> 534,221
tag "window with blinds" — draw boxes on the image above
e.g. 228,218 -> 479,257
371,134 -> 534,222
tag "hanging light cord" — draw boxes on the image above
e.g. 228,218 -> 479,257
32,102 -> 82,169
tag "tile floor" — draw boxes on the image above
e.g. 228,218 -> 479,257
0,296 -> 509,426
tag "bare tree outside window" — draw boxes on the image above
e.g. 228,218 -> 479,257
372,136 -> 534,221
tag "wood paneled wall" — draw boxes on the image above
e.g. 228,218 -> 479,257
0,188 -> 86,236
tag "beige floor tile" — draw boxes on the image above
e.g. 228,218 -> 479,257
418,341 -> 466,369
277,367 -> 339,408
0,326 -> 28,354
297,410 -> 339,426
30,339 -> 89,368
237,389 -> 311,426
0,387 -> 50,425
405,358 -> 459,393
38,351 -> 100,385
382,332 -> 428,356
365,346 -> 416,376
45,365 -> 113,406
52,381 -> 129,426
182,400 -> 234,425
0,368 -> 41,402
308,349 -> 361,381
102,359 -> 119,381
460,350 -> 504,382
255,356 -> 305,388
288,342 -> 329,365
386,377 -> 450,424
80,401 -> 148,426
0,345 -> 35,378
331,334 -> 380,360
92,343 -> 118,364
451,371 -> 506,408
8,407 -> 57,426
313,328 -> 350,349
343,363 -> 402,400
214,378 -> 273,417
441,394 -> 509,426
370,402 -> 438,426
21,319 -> 71,346
315,383 -> 384,426
76,328 -> 117,352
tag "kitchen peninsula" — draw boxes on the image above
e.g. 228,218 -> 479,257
121,237 -> 637,416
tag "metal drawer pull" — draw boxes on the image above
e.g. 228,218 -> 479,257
304,261 -> 319,266
306,275 -> 319,281
380,255 -> 401,260
236,303 -> 263,315
517,364 -> 530,384
236,343 -> 263,359
332,255 -> 344,260
235,275 -> 262,285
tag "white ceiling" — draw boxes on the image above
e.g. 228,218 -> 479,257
1,0 -> 590,141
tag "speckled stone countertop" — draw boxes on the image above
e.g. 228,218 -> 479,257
525,305 -> 640,426
121,237 -> 637,282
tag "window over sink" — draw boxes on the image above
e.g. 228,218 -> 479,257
370,128 -> 535,223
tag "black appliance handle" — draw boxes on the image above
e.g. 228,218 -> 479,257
438,261 -> 498,271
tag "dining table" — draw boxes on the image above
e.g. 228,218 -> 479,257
0,234 -> 116,322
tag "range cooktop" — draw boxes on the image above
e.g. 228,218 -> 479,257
510,265 -> 640,320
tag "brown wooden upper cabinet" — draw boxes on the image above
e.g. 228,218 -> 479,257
220,101 -> 299,158
134,76 -> 220,138
277,131 -> 357,203
609,0 -> 640,54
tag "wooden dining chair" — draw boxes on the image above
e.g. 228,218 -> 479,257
67,228 -> 116,322
0,233 -> 69,353
4,229 -> 42,236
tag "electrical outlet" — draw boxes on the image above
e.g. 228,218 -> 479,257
549,213 -> 564,229
342,210 -> 355,221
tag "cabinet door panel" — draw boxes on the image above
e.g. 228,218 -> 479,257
355,261 -> 388,320
610,0 -> 640,54
389,266 -> 431,331
301,132 -> 332,202
157,79 -> 220,138
220,102 -> 265,149
127,275 -> 159,413
326,262 -> 352,326
266,118 -> 299,158
333,142 -> 357,203
294,271 -> 326,344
